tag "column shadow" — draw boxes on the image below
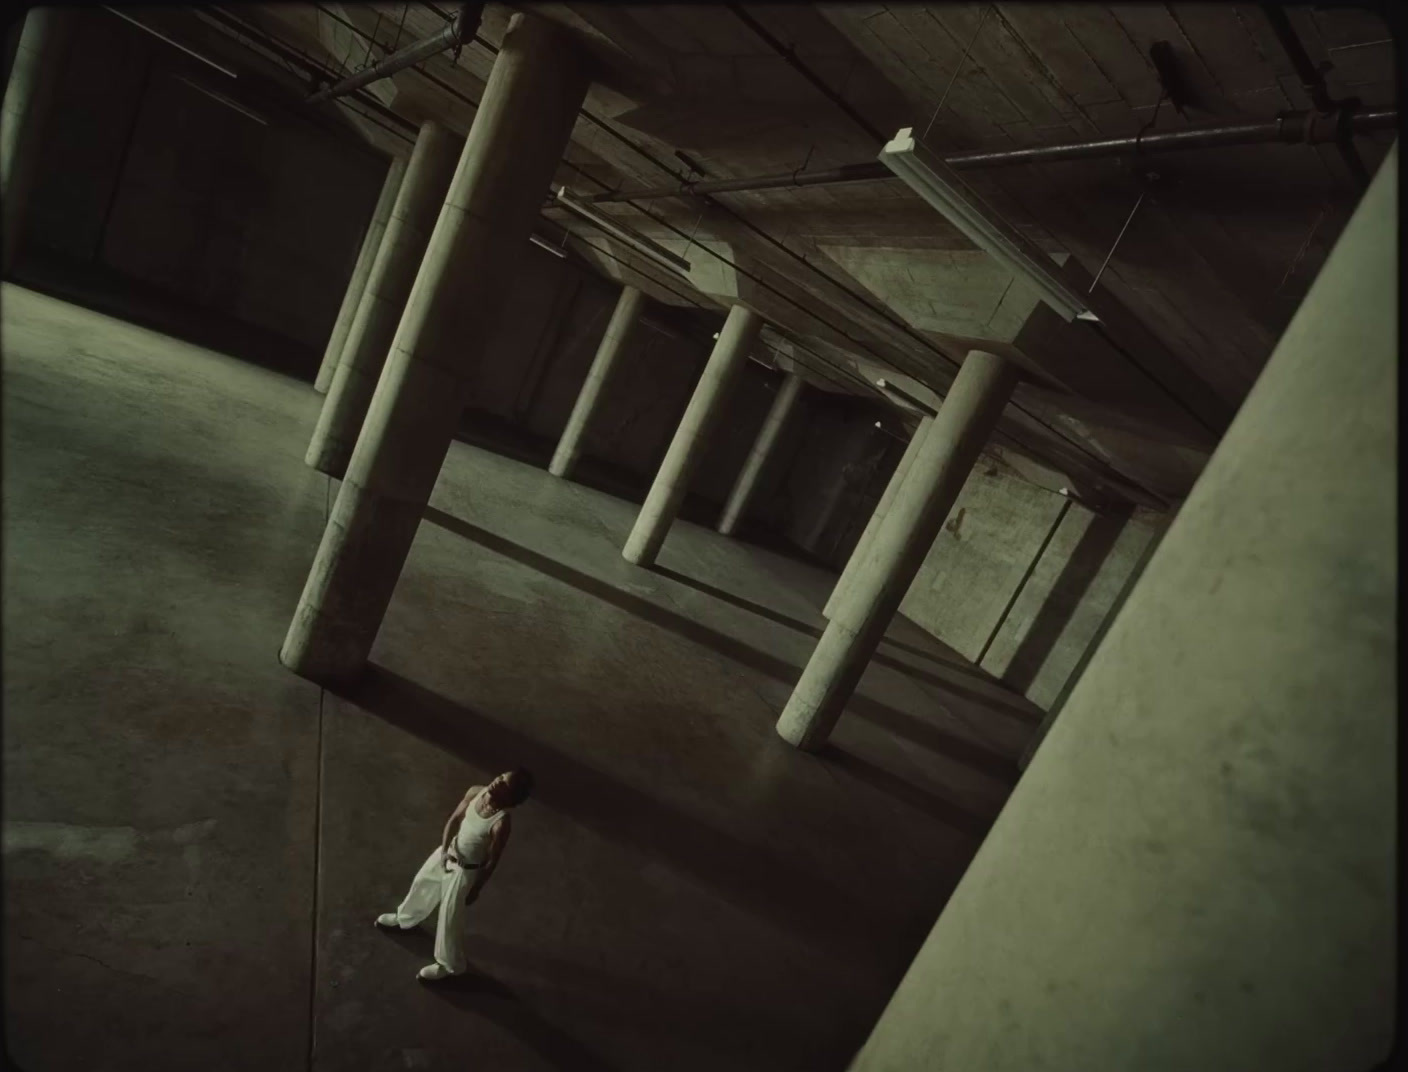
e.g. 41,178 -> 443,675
648,563 -> 1044,726
1000,510 -> 1129,694
422,507 -> 1022,782
817,745 -> 1000,840
425,968 -> 623,1072
649,562 -> 969,670
331,664 -> 931,980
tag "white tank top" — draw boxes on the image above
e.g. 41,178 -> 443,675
454,789 -> 503,865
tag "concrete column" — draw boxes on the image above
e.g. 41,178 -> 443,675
777,350 -> 1017,750
314,155 -> 408,394
822,417 -> 932,619
281,14 -> 591,684
548,284 -> 644,479
622,303 -> 763,566
717,371 -> 803,536
849,145 -> 1396,1072
2,6 -> 74,274
305,120 -> 461,477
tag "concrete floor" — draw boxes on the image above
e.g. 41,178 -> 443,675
2,284 -> 1043,1071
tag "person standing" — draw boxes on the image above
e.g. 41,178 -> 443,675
376,768 -> 534,982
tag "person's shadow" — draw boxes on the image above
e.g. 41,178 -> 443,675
376,925 -> 622,1072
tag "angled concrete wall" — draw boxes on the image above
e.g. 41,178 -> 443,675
896,462 -> 1069,660
850,143 -> 1397,1072
979,502 -> 1164,710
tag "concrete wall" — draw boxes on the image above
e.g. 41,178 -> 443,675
898,463 -> 1068,659
458,246 -> 713,493
980,504 -> 1164,711
896,460 -> 1168,711
15,9 -> 386,376
849,139 -> 1396,1072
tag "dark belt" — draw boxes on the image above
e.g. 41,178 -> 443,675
447,852 -> 481,870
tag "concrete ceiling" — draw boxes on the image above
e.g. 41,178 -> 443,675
161,2 -> 1395,509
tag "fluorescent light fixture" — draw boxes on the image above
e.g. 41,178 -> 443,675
876,377 -> 937,417
554,187 -> 692,278
529,234 -> 566,259
879,127 -> 1098,323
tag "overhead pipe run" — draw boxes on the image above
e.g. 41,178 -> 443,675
589,106 -> 1396,204
1260,4 -> 1370,189
307,1 -> 482,104
102,6 -> 239,78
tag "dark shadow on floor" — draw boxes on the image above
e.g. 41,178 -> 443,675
818,746 -> 999,839
422,507 -> 1021,782
378,930 -> 855,1069
648,563 -> 1039,722
333,664 -> 928,982
425,968 -> 624,1072
1000,509 -> 1130,694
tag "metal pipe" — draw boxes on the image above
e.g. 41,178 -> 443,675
102,6 -> 238,78
198,6 -> 419,139
589,106 -> 1396,204
307,2 -> 481,104
1260,4 -> 1370,190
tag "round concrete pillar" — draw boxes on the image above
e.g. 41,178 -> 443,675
622,303 -> 763,566
777,350 -> 1017,750
314,154 -> 409,394
549,284 -> 644,479
281,14 -> 593,683
2,6 -> 74,274
718,371 -> 803,536
305,120 -> 461,477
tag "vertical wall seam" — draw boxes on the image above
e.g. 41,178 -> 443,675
975,496 -> 1071,669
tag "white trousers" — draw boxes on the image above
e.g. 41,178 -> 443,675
392,846 -> 477,974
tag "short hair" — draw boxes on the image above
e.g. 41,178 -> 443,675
501,768 -> 534,807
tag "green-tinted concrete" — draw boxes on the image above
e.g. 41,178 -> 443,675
1,6 -> 74,273
2,286 -> 326,1068
850,144 -> 1397,1072
980,503 -> 1164,711
896,461 -> 1069,662
3,285 -> 1043,1070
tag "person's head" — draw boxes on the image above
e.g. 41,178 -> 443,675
485,768 -> 533,810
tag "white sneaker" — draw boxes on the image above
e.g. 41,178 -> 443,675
375,913 -> 402,929
417,962 -> 455,982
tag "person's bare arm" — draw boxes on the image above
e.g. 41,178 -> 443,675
440,786 -> 482,866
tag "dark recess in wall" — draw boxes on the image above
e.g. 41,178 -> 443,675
8,8 -> 385,382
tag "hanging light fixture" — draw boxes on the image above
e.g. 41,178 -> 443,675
879,127 -> 1098,323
